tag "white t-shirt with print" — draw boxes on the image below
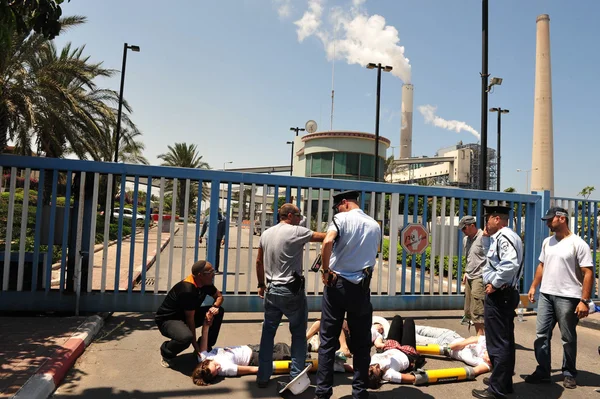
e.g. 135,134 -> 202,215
451,335 -> 489,369
198,345 -> 252,377
370,349 -> 410,383
539,234 -> 593,299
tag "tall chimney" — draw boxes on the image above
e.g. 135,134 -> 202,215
531,14 -> 554,195
400,84 -> 413,158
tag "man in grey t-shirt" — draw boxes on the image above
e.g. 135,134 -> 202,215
459,215 -> 487,336
255,203 -> 325,389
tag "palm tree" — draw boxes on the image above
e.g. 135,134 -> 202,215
1,16 -> 87,152
1,17 -> 148,204
384,155 -> 396,182
158,143 -> 211,216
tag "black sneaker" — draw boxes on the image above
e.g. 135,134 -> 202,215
563,376 -> 577,389
482,377 -> 513,394
257,380 -> 269,388
524,373 -> 551,384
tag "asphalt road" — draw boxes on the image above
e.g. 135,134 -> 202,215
52,310 -> 600,399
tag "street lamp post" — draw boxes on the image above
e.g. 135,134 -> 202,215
114,43 -> 140,164
517,168 -> 538,193
286,141 -> 294,176
490,107 -> 509,191
288,127 -> 304,176
479,0 -> 489,191
222,161 -> 233,212
366,63 -> 393,182
111,42 -> 140,221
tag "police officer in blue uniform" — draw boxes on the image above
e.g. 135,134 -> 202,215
472,205 -> 523,399
315,190 -> 381,399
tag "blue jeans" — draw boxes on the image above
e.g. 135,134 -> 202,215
534,293 -> 580,378
257,285 -> 308,382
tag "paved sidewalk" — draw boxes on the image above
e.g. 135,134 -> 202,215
1,225 -> 177,398
0,315 -> 89,398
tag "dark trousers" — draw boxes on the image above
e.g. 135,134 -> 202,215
156,306 -> 225,359
316,277 -> 372,399
484,289 -> 519,397
387,315 -> 416,347
206,239 -> 222,271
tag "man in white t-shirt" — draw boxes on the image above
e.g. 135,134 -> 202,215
525,207 -> 594,390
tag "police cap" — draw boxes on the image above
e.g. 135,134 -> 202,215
483,205 -> 511,216
332,190 -> 360,205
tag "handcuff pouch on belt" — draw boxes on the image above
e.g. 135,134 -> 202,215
288,271 -> 305,295
361,267 -> 373,291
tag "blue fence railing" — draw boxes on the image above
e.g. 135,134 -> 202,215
0,154 -> 597,313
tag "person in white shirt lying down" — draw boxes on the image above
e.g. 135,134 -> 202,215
414,325 -> 492,372
306,318 -> 386,357
192,317 -> 291,386
192,318 -> 351,386
365,316 -> 491,389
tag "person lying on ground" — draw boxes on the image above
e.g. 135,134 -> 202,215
192,318 -> 294,386
306,318 -> 386,357
415,325 -> 491,373
365,315 -> 425,388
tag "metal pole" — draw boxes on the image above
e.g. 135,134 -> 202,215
111,43 -> 129,222
479,0 -> 489,191
289,141 -> 294,176
114,43 -> 128,164
496,109 -> 501,191
374,64 -> 382,182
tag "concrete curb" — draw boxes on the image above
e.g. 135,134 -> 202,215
131,226 -> 180,286
13,313 -> 109,399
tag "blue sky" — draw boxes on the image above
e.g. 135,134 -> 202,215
53,0 -> 599,197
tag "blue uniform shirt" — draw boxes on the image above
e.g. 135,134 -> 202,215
482,226 -> 523,289
328,208 -> 381,284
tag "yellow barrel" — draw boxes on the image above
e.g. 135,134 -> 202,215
273,359 -> 318,374
416,344 -> 448,356
413,366 -> 475,386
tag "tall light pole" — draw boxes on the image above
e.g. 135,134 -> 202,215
366,63 -> 393,182
222,161 -> 233,212
286,141 -> 294,176
490,107 -> 509,191
114,43 -> 140,164
111,42 -> 140,221
479,0 -> 489,191
517,168 -> 538,193
290,127 -> 305,137
288,127 -> 304,176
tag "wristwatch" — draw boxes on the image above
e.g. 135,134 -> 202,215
580,298 -> 589,303
320,269 -> 331,274
257,282 -> 266,289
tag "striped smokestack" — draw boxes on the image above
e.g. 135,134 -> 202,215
400,84 -> 414,158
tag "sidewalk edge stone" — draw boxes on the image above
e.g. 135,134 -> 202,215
12,313 -> 108,399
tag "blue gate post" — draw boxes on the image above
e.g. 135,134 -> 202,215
206,180 -> 221,267
526,191 -> 550,292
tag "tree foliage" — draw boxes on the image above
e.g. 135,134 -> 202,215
158,143 -> 211,216
0,0 -> 69,47
578,186 -> 595,200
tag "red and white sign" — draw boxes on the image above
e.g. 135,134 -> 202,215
401,223 -> 429,255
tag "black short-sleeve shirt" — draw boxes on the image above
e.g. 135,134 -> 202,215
155,280 -> 217,323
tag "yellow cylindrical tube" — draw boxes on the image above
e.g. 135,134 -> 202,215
413,366 -> 475,386
273,359 -> 318,374
416,344 -> 447,356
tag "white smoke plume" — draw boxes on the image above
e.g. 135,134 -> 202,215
418,105 -> 480,140
273,0 -> 292,18
293,0 -> 411,83
294,0 -> 324,42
